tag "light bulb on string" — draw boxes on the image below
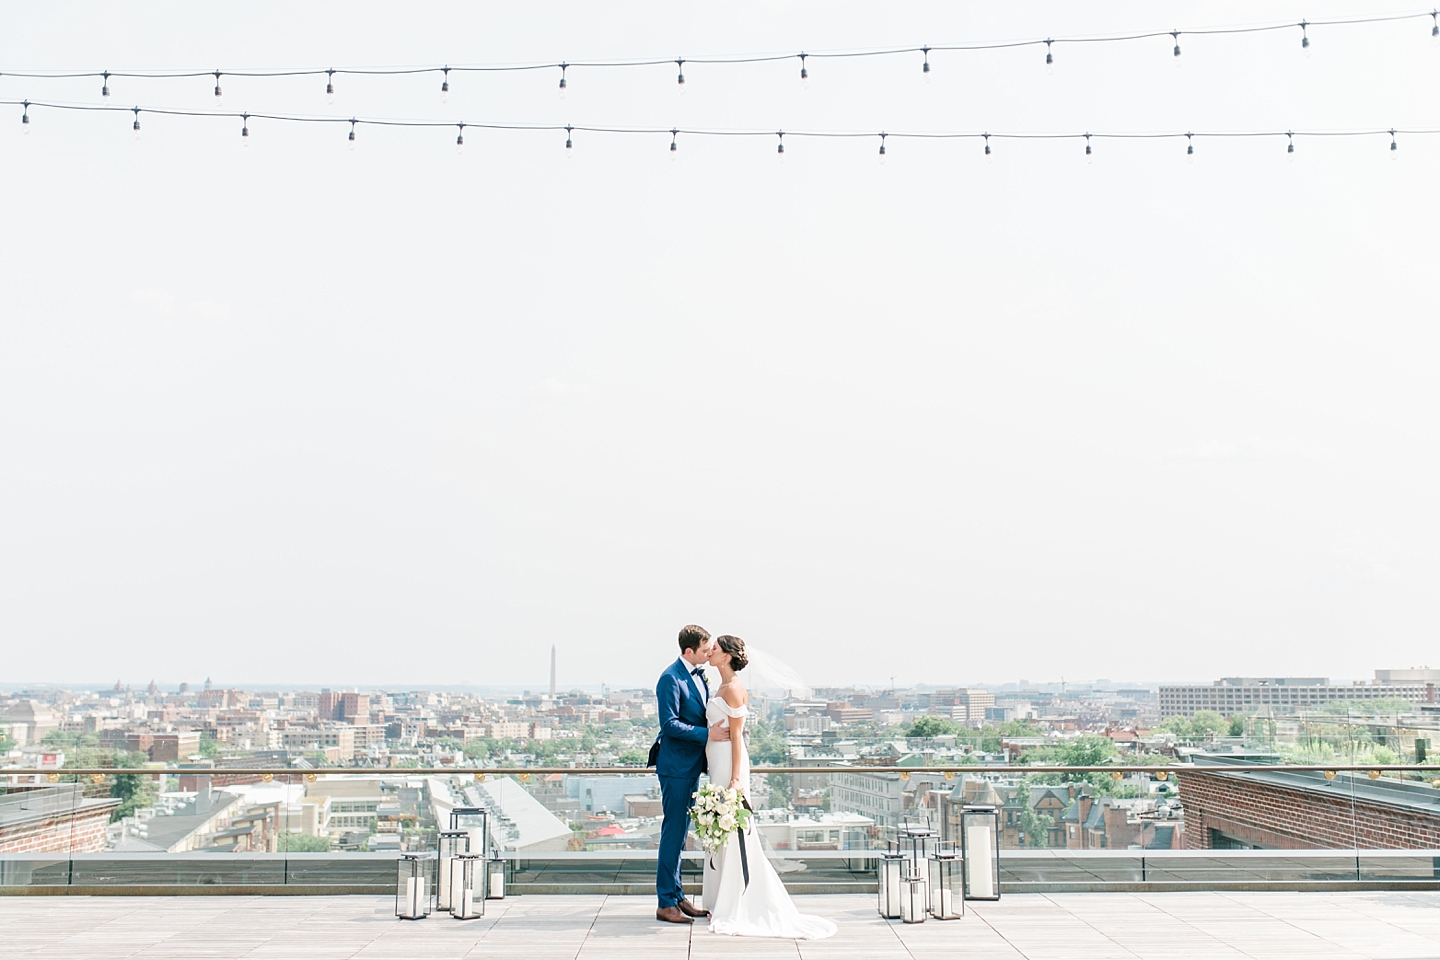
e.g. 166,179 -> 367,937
21,101 -> 29,134
1390,128 -> 1398,159
213,71 -> 223,107
326,69 -> 335,104
441,67 -> 450,103
776,130 -> 785,162
1286,131 -> 1295,161
132,106 -> 141,140
676,59 -> 685,94
242,113 -> 249,146
922,46 -> 931,81
455,123 -> 465,155
101,71 -> 111,103
1045,39 -> 1054,74
348,118 -> 356,150
558,63 -> 568,98
1300,21 -> 1311,57
799,53 -> 808,88
1432,12 -> 1438,45
877,132 -> 887,165
1084,132 -> 1093,163
1186,132 -> 1194,163
1172,31 -> 1182,65
984,133 -> 992,161
670,128 -> 678,160
564,124 -> 573,157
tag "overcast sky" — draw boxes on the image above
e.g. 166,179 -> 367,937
2,2 -> 1437,691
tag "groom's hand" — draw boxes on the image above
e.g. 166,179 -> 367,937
708,724 -> 731,742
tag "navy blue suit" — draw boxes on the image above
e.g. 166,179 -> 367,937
655,658 -> 709,907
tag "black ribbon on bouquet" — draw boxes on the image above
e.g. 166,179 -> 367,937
708,794 -> 756,891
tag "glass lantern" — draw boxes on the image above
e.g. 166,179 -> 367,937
395,854 -> 432,920
899,864 -> 928,923
435,831 -> 470,911
899,816 -> 937,868
449,854 -> 485,919
961,804 -> 1001,900
877,841 -> 905,919
487,855 -> 506,899
927,841 -> 963,919
450,807 -> 489,856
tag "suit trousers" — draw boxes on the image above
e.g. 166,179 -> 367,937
656,774 -> 699,907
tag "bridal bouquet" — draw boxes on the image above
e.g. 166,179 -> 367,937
690,783 -> 752,854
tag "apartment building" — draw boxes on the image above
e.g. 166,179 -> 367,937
1159,677 -> 1431,718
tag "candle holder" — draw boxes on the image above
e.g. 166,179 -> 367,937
961,804 -> 1001,901
395,854 -> 432,920
436,831 -> 470,911
449,854 -> 485,919
877,840 -> 905,919
899,864 -> 928,923
927,841 -> 964,919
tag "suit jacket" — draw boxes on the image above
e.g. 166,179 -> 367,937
655,659 -> 709,781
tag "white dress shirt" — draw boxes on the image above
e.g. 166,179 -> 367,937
676,655 -> 710,703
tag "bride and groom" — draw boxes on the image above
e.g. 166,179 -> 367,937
653,624 -> 836,940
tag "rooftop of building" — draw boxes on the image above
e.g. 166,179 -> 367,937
1184,754 -> 1440,815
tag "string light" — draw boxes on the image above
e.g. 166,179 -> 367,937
213,71 -> 223,107
326,68 -> 335,104
676,58 -> 685,94
1186,132 -> 1194,162
1287,130 -> 1295,160
101,70 -> 110,102
776,130 -> 785,162
242,112 -> 249,145
1084,132 -> 1093,162
558,63 -> 568,98
441,67 -> 450,103
21,100 -> 29,134
1433,10 -> 1439,43
1045,39 -> 1054,73
922,45 -> 931,80
348,117 -> 356,150
1301,20 -> 1311,56
565,124 -> 573,155
983,132 -> 991,160
1390,127 -> 1398,157
131,106 -> 141,140
456,122 -> 465,154
878,131 -> 887,164
1172,30 -> 1182,63
799,53 -> 808,88
7,100 -> 1437,161
670,127 -> 677,159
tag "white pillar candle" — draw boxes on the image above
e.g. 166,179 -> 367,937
968,824 -> 994,899
437,857 -> 452,909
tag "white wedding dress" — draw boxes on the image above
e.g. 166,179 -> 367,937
701,697 -> 837,940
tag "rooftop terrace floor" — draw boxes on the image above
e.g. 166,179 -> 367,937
4,891 -> 1440,960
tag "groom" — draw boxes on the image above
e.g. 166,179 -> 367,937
654,624 -> 730,924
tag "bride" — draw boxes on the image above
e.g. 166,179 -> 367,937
700,635 -> 836,940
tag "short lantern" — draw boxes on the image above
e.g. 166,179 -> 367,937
436,830 -> 470,911
487,855 -> 506,899
927,840 -> 964,919
395,854 -> 432,920
450,807 -> 489,856
877,841 -> 906,919
961,804 -> 1001,900
449,854 -> 485,919
899,864 -> 928,923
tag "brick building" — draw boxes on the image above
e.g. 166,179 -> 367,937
1179,755 -> 1440,849
0,785 -> 121,853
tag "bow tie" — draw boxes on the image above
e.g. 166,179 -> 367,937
690,667 -> 709,692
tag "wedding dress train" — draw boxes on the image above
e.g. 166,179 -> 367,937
701,697 -> 837,940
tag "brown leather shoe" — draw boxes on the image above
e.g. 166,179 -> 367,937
677,899 -> 710,918
656,905 -> 693,924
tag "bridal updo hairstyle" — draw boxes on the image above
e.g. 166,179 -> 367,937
716,635 -> 748,671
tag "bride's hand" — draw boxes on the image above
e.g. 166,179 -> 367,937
729,779 -> 743,792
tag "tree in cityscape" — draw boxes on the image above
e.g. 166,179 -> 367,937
277,832 -> 332,852
1018,805 -> 1054,848
906,716 -> 958,738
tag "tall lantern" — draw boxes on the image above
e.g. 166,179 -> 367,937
877,841 -> 905,919
961,804 -> 1001,900
436,830 -> 470,911
395,854 -> 432,920
927,840 -> 964,919
449,854 -> 485,919
450,807 -> 489,857
899,863 -> 928,923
